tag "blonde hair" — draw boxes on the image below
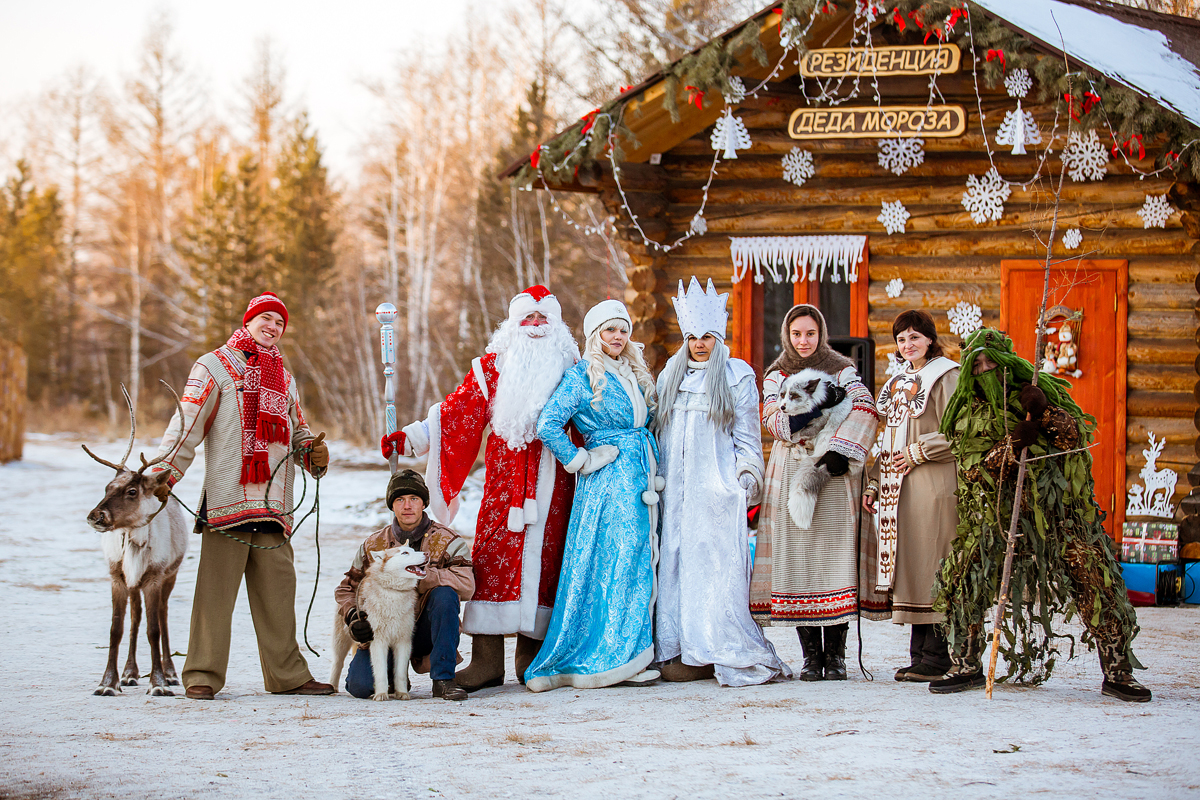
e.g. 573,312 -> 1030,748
583,323 -> 657,413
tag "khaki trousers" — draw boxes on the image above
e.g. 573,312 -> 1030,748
182,526 -> 313,694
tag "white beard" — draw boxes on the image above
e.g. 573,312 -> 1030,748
489,319 -> 579,449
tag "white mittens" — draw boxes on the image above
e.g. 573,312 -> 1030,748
577,445 -> 619,475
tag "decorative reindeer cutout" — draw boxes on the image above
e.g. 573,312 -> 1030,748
84,382 -> 189,696
1126,432 -> 1178,520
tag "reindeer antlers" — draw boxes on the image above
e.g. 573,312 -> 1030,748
81,381 -> 185,474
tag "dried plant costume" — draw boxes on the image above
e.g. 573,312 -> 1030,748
931,328 -> 1148,701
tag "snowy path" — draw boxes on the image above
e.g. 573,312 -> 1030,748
1,436 -> 1197,799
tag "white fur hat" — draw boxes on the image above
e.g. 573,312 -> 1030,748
508,284 -> 562,323
583,299 -> 632,339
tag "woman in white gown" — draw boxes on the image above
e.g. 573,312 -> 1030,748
653,278 -> 791,686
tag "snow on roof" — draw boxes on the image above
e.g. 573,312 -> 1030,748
973,0 -> 1200,129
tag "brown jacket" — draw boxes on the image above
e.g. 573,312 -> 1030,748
334,515 -> 474,622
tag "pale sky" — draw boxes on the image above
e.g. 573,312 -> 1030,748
0,0 -> 474,177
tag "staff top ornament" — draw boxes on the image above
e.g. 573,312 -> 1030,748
672,276 -> 729,341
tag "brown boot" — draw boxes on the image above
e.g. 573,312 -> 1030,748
659,657 -> 716,682
515,634 -> 541,686
455,634 -> 505,692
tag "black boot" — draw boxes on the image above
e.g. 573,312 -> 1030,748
896,625 -> 928,681
1098,641 -> 1152,703
904,624 -> 951,682
823,623 -> 848,681
796,627 -> 825,681
929,625 -> 984,695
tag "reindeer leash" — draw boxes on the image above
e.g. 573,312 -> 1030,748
166,440 -> 326,658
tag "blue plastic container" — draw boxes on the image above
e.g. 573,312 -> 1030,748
1120,562 -> 1178,606
1183,561 -> 1200,605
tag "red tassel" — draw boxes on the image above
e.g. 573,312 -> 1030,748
893,7 -> 906,31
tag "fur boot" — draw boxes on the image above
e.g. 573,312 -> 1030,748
659,657 -> 716,682
455,634 -> 505,692
1098,639 -> 1152,703
515,634 -> 541,686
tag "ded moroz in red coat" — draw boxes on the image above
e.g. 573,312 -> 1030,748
401,352 -> 575,639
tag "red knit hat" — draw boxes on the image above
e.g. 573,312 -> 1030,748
243,292 -> 289,330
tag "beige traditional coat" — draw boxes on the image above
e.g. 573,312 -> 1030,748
750,366 -> 879,627
875,365 -> 960,624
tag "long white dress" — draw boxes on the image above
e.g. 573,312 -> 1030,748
655,357 -> 792,686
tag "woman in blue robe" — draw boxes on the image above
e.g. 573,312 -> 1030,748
525,299 -> 663,691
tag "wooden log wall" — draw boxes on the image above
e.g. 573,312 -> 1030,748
597,67 -> 1198,517
0,338 -> 27,463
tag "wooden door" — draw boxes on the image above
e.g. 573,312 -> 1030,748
1000,260 -> 1128,538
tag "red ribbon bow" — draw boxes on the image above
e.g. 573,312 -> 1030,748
1166,150 -> 1180,164
1082,91 -> 1102,114
685,85 -> 704,109
947,6 -> 966,31
580,109 -> 599,136
1112,134 -> 1145,160
893,7 -> 906,30
1063,93 -> 1080,121
986,49 -> 1006,73
908,9 -> 925,28
924,27 -> 944,44
380,431 -> 406,460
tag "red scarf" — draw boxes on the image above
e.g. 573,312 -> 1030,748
227,328 -> 291,484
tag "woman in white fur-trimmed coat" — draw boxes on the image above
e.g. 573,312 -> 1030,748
653,278 -> 791,686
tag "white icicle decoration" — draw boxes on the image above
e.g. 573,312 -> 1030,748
710,109 -> 752,159
730,235 -> 866,285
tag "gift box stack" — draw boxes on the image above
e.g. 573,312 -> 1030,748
1120,521 -> 1179,607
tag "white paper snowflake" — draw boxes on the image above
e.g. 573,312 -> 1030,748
877,137 -> 925,176
994,102 -> 1041,155
947,302 -> 983,337
780,17 -> 805,50
961,168 -> 1011,224
885,278 -> 904,298
690,213 -> 707,236
782,147 -> 815,186
1062,129 -> 1108,182
1004,68 -> 1032,99
884,351 -> 907,378
1137,194 -> 1174,229
1062,228 -> 1082,249
878,200 -> 910,235
723,76 -> 746,105
711,108 -> 752,159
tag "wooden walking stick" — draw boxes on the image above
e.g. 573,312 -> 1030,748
376,302 -> 399,475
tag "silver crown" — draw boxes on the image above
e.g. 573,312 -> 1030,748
671,276 -> 729,340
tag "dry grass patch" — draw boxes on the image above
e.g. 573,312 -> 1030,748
390,720 -> 455,729
737,698 -> 798,709
496,728 -> 552,746
94,732 -> 151,742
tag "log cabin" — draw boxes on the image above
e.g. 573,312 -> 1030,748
502,0 -> 1200,548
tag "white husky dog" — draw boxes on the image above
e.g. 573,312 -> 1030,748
329,545 -> 428,700
777,368 -> 852,530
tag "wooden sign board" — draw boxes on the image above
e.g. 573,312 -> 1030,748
788,105 -> 967,140
800,45 -> 961,77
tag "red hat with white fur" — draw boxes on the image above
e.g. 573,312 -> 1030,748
243,291 -> 289,330
508,285 -> 562,323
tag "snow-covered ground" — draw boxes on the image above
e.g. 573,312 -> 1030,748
1,435 -> 1197,799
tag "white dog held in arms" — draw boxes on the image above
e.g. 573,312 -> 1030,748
329,545 -> 427,700
777,368 -> 852,530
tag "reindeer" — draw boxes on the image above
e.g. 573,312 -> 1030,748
84,382 -> 189,696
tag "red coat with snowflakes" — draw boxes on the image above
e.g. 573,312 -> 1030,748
402,352 -> 575,639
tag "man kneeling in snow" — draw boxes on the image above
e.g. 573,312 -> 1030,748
334,470 -> 475,701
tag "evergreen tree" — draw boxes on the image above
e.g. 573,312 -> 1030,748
0,161 -> 64,399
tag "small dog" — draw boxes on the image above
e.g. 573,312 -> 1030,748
777,368 -> 851,530
329,545 -> 427,701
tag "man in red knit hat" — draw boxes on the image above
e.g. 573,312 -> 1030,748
151,291 -> 333,699
383,285 -> 579,690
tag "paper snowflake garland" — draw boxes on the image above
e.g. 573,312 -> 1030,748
995,102 -> 1041,155
711,109 -> 752,159
1126,432 -> 1178,518
1137,194 -> 1174,229
961,168 -> 1011,224
690,213 -> 707,236
877,137 -> 925,176
723,76 -> 746,106
886,278 -> 904,298
1062,129 -> 1108,182
1004,68 -> 1032,99
782,147 -> 815,186
1062,228 -> 1082,249
878,201 -> 910,235
947,302 -> 983,337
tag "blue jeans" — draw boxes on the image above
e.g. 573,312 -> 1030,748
344,586 -> 461,697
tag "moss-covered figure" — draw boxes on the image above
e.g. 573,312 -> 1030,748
929,328 -> 1150,702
